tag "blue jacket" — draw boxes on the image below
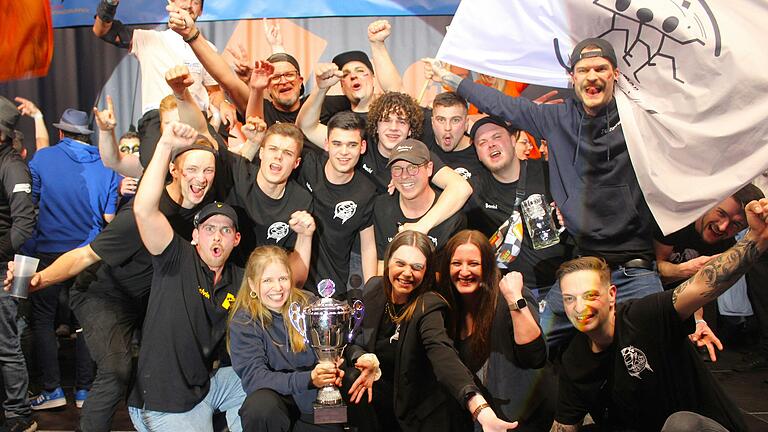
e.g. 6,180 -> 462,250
457,80 -> 655,262
29,138 -> 119,253
229,308 -> 318,414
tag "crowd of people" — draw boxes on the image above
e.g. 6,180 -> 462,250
0,0 -> 767,431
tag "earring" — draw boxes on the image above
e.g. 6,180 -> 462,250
249,291 -> 258,299
190,239 -> 198,246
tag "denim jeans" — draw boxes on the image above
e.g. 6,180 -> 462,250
31,252 -> 95,391
128,366 -> 246,432
0,293 -> 32,418
71,287 -> 145,432
540,264 -> 664,351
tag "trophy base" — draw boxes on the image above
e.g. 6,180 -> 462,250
313,402 -> 347,424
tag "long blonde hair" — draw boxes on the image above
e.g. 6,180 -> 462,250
228,246 -> 310,353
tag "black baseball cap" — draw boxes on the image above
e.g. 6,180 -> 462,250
169,135 -> 218,161
332,50 -> 374,74
194,201 -> 239,230
569,38 -> 618,71
469,116 -> 514,142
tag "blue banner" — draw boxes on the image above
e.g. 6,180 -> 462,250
51,0 -> 460,28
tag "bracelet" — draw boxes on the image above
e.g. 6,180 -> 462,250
184,28 -> 201,43
471,402 -> 490,421
695,319 -> 707,326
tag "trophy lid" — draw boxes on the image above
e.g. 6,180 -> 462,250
304,279 -> 351,315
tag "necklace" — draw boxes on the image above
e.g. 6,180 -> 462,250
386,302 -> 405,343
385,302 -> 406,322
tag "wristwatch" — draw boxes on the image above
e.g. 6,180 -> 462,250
509,298 -> 527,311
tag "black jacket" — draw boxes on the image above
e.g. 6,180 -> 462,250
0,143 -> 35,262
348,278 -> 479,431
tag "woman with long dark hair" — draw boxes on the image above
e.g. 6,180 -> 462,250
347,230 -> 515,432
439,230 -> 554,431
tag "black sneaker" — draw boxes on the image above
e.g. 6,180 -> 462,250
5,416 -> 37,432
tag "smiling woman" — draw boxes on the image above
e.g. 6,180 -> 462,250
227,246 -> 350,431
345,231 -> 516,432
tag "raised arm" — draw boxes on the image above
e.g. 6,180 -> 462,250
237,116 -> 267,162
15,97 -> 49,150
672,198 -> 768,320
93,95 -> 144,178
499,272 -> 546,368
287,211 -> 315,289
92,0 -> 132,49
245,61 -> 273,121
295,63 -> 342,148
263,18 -> 286,54
368,20 -> 403,93
133,122 -> 197,255
165,65 -> 214,143
167,5 -> 250,112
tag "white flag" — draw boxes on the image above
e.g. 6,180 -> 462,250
438,0 -> 768,234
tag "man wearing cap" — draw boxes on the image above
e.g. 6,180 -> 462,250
465,116 -> 569,294
5,125 -> 219,431
0,96 -> 37,432
93,0 -> 229,168
370,139 -> 466,269
425,38 -> 664,350
129,121 -> 246,431
27,108 -> 120,410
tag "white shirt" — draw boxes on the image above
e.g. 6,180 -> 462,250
131,28 -> 218,114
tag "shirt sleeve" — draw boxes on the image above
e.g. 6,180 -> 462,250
104,172 -> 120,215
555,335 -> 600,425
90,205 -> 143,267
229,312 -> 313,396
0,159 -> 36,261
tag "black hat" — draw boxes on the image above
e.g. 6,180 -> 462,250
194,201 -> 239,230
469,116 -> 514,142
169,135 -> 218,161
0,96 -> 20,136
53,108 -> 93,135
332,50 -> 374,74
386,138 -> 431,167
568,38 -> 618,71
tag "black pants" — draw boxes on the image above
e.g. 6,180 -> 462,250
239,388 -> 343,432
30,252 -> 94,392
70,288 -> 145,432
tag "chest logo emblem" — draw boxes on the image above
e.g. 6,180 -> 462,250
621,345 -> 653,379
221,293 -> 236,310
454,167 -> 471,180
267,222 -> 290,242
334,200 -> 358,224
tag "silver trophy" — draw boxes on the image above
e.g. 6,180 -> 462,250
288,279 -> 365,424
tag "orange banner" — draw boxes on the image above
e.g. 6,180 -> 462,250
0,0 -> 53,82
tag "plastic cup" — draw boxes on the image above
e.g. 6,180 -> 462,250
10,254 -> 39,299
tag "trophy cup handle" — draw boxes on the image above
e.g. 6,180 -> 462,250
347,299 -> 365,343
288,302 -> 308,342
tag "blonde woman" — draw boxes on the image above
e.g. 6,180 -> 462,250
228,246 -> 346,431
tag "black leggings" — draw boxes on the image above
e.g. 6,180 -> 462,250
239,388 -> 343,432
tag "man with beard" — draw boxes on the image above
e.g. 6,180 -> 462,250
655,184 -> 764,362
425,38 -> 665,351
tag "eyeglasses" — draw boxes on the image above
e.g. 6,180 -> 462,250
391,163 -> 425,178
269,71 -> 299,84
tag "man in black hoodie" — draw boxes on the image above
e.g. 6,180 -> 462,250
425,38 -> 664,350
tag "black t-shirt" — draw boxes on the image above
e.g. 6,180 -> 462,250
128,234 -> 244,412
88,189 -> 199,299
466,160 -> 569,289
373,189 -> 466,257
427,143 -> 484,182
655,222 -> 734,262
296,151 -> 376,296
556,290 -> 747,431
225,153 -> 313,253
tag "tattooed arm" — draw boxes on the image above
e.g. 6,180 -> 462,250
550,421 -> 580,431
673,198 -> 768,320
